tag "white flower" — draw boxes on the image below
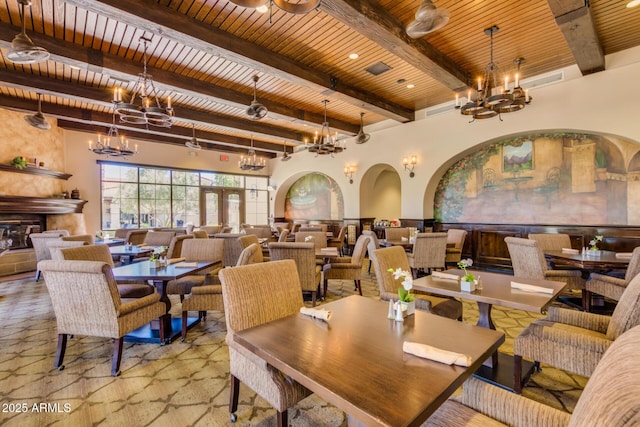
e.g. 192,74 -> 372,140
304,236 -> 313,242
391,268 -> 405,280
401,276 -> 413,291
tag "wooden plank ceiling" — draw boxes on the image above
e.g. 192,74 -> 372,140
0,0 -> 638,158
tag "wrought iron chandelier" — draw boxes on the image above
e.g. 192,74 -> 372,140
307,100 -> 345,156
88,108 -> 137,157
113,36 -> 174,128
457,26 -> 531,121
239,136 -> 266,171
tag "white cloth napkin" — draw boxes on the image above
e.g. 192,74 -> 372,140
403,341 -> 471,367
401,237 -> 408,241
320,247 -> 336,253
616,252 -> 633,259
562,248 -> 579,254
300,307 -> 332,322
431,271 -> 460,281
173,261 -> 198,268
511,281 -> 554,294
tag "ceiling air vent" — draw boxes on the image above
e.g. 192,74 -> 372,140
365,62 -> 392,76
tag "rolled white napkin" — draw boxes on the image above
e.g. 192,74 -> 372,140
300,307 -> 332,322
561,248 -> 579,254
320,247 -> 336,253
431,271 -> 460,281
403,341 -> 471,367
616,252 -> 633,259
173,261 -> 198,268
401,237 -> 408,241
511,281 -> 554,294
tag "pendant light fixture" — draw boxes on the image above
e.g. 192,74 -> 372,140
24,93 -> 50,130
185,124 -> 202,150
246,75 -> 268,120
6,0 -> 50,65
307,100 -> 345,156
354,112 -> 370,144
239,136 -> 266,171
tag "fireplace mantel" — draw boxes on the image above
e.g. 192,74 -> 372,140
0,196 -> 87,214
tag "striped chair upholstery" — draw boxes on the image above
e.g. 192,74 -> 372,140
513,271 -> 640,393
372,246 -> 462,320
445,229 -> 467,266
38,260 -> 165,376
166,238 -> 224,299
384,227 -> 410,241
62,234 -> 95,245
143,231 -> 176,247
323,234 -> 370,297
213,233 -> 244,267
585,246 -> 640,306
407,232 -> 448,277
268,242 -> 322,306
362,230 -> 380,273
294,231 -> 327,250
28,232 -> 65,281
219,260 -> 311,426
424,325 -> 640,427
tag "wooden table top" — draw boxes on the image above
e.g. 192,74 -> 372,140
315,247 -> 340,258
112,260 -> 215,281
544,250 -> 630,271
413,269 -> 566,314
108,244 -> 153,256
95,238 -> 126,247
233,295 -> 504,427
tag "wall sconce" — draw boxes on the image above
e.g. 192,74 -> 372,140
403,155 -> 417,178
344,165 -> 356,184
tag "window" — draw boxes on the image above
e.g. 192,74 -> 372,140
99,162 -> 269,230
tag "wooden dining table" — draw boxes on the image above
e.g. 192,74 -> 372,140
112,260 -> 217,343
108,244 -> 153,264
234,295 -> 504,426
544,249 -> 630,272
413,269 -> 566,392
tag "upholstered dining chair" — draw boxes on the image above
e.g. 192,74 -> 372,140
384,227 -> 409,241
327,225 -> 347,256
512,269 -> 640,393
268,242 -> 322,306
28,231 -> 65,281
219,260 -> 312,426
213,233 -> 244,266
372,246 -> 462,320
445,229 -> 467,267
166,238 -> 225,303
142,230 -> 176,247
62,234 -> 95,244
191,230 -> 209,238
166,234 -> 193,259
505,237 -> 586,305
584,246 -> 640,310
239,233 -> 269,261
58,244 -> 156,298
424,325 -> 640,427
527,233 -> 572,251
322,234 -> 370,297
362,230 -> 380,274
180,242 -> 261,342
407,232 -> 448,278
199,225 -> 222,235
277,228 -> 290,242
124,229 -> 148,245
47,239 -> 86,260
38,259 -> 166,376
294,231 -> 327,250
43,229 -> 70,236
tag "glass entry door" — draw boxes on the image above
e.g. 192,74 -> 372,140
200,188 -> 244,233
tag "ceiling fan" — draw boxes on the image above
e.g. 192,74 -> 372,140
406,0 -> 450,39
354,112 -> 370,144
185,123 -> 202,150
246,75 -> 268,120
24,93 -> 50,130
6,0 -> 50,64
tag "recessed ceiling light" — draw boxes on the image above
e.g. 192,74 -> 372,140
69,65 -> 81,71
627,0 -> 640,7
256,4 -> 268,13
348,53 -> 359,60
406,83 -> 415,89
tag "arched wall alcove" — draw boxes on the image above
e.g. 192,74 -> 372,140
273,172 -> 344,221
425,129 -> 640,226
359,163 -> 401,221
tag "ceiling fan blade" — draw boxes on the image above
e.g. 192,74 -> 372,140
406,1 -> 449,38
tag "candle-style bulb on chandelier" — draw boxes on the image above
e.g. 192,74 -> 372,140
113,35 -> 174,128
239,136 -> 266,171
456,26 -> 532,122
307,100 -> 345,156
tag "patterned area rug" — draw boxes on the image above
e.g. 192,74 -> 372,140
0,266 -> 586,426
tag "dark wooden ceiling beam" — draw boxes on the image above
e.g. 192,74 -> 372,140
0,97 -> 283,155
0,69 -> 313,143
320,0 -> 470,92
63,0 -> 414,122
546,0 -> 605,75
0,22 -> 359,135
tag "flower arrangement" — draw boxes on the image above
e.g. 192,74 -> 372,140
589,235 -> 604,251
387,268 -> 414,302
95,230 -> 104,240
149,252 -> 160,262
457,258 -> 475,282
304,235 -> 313,242
11,156 -> 27,170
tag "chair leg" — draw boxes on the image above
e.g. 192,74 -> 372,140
180,294 -> 185,303
111,337 -> 124,377
355,279 -> 362,296
514,354 -> 523,394
35,270 -> 41,282
311,291 -> 317,307
323,279 -> 328,299
54,334 -> 67,371
159,316 -> 166,344
582,290 -> 591,312
200,310 -> 207,320
229,374 -> 240,423
181,311 -> 188,342
367,259 -> 372,273
276,410 -> 288,427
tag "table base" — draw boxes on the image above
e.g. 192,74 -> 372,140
124,316 -> 201,344
473,352 -> 536,393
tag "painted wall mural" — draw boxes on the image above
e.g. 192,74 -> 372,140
434,132 -> 640,225
285,172 -> 344,220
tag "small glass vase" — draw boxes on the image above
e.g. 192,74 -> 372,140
395,300 -> 415,317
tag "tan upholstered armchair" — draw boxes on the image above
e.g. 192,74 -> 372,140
166,234 -> 193,259
322,234 -> 370,297
62,234 -> 95,244
585,246 -> 640,309
384,227 -> 409,241
527,233 -> 572,251
513,271 -> 640,393
505,237 -> 586,306
445,229 -> 467,266
166,238 -> 224,302
268,242 -> 322,306
125,229 -> 148,245
327,225 -> 347,255
407,232 -> 448,277
191,230 -> 209,238
219,260 -> 311,426
143,230 -> 176,247
213,233 -> 244,266
278,229 -> 290,242
362,230 -> 380,273
38,260 -> 166,376
425,325 -> 640,427
372,246 -> 462,320
294,231 -> 327,250
29,231 -> 65,281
